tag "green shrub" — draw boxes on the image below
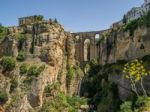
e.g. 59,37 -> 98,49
20,63 -> 28,74
124,11 -> 150,36
44,82 -> 60,94
120,97 -> 150,112
0,89 -> 8,104
67,96 -> 87,111
96,82 -> 121,112
41,90 -> 88,112
135,96 -> 150,111
30,41 -> 35,54
142,54 -> 150,62
142,11 -> 150,27
0,25 -> 8,40
44,84 -> 52,94
27,64 -> 45,77
17,33 -> 25,50
0,56 -> 16,71
89,59 -> 98,67
67,65 -> 75,81
124,19 -> 139,36
120,101 -> 133,112
34,15 -> 44,21
38,64 -> 45,73
27,65 -> 39,77
23,76 -> 33,85
10,78 -> 18,92
40,92 -> 69,112
16,51 -> 25,62
67,65 -> 75,87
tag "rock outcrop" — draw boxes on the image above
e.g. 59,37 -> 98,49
95,26 -> 150,100
0,17 -> 83,112
98,27 -> 150,65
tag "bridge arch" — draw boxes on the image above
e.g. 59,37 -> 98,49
72,30 -> 106,68
84,39 -> 91,61
95,34 -> 100,39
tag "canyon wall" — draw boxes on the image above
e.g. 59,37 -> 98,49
97,27 -> 150,65
0,19 -> 83,112
96,27 -> 150,100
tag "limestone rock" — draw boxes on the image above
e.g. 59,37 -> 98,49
0,18 -> 80,111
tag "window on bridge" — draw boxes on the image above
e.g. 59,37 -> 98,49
84,39 -> 90,61
75,35 -> 80,43
75,35 -> 79,40
95,34 -> 100,44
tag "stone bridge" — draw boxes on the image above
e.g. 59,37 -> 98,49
72,30 -> 107,68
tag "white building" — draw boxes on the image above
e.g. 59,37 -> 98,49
110,0 -> 150,27
141,0 -> 150,13
125,7 -> 143,22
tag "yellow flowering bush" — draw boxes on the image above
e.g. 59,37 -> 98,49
123,59 -> 150,96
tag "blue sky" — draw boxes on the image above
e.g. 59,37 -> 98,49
0,0 -> 143,32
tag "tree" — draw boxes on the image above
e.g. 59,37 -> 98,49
54,18 -> 58,24
123,15 -> 127,24
34,15 -> 43,21
123,59 -> 150,97
49,18 -> 52,23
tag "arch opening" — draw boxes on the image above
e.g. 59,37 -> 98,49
95,34 -> 100,43
84,39 -> 91,61
75,35 -> 79,40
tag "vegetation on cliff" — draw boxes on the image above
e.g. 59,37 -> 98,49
82,60 -> 123,112
19,63 -> 28,74
0,89 -> 8,104
123,59 -> 150,97
96,11 -> 150,46
82,55 -> 150,112
27,64 -> 45,77
16,51 -> 25,62
0,56 -> 16,72
120,58 -> 150,112
123,11 -> 150,36
41,91 -> 87,112
0,25 -> 8,40
0,15 -> 89,112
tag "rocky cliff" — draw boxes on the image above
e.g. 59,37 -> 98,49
98,27 -> 150,65
0,19 -> 84,112
94,26 -> 150,100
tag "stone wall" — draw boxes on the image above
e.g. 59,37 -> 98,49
72,30 -> 108,68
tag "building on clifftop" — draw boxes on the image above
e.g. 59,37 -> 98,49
141,0 -> 150,13
18,15 -> 44,26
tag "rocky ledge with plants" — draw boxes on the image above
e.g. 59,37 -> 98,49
0,17 -> 86,112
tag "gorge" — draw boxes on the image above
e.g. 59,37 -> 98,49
0,14 -> 150,112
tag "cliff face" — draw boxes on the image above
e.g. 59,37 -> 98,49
96,26 -> 150,100
98,27 -> 150,65
0,20 -> 83,111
